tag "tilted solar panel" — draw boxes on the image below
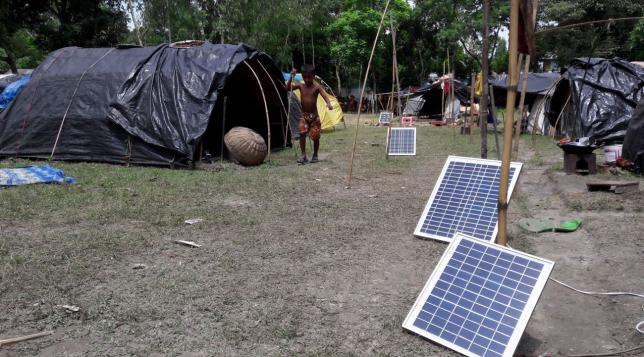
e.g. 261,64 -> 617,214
379,111 -> 393,124
387,127 -> 417,156
414,156 -> 522,243
403,233 -> 554,357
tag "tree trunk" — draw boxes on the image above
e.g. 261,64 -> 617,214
5,52 -> 18,74
335,63 -> 342,96
127,0 -> 143,46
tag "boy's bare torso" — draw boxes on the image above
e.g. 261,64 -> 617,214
299,83 -> 322,115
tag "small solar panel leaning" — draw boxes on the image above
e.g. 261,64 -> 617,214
379,111 -> 393,124
414,156 -> 522,243
387,127 -> 417,156
403,233 -> 554,357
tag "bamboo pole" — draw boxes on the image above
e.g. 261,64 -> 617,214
480,0 -> 490,158
346,0 -> 392,188
50,48 -> 114,160
512,54 -> 531,159
531,77 -> 562,144
242,61 -> 272,161
220,96 -> 227,163
552,94 -> 572,139
497,0 -> 520,246
0,330 -> 53,347
392,21 -> 402,117
257,61 -> 288,145
489,85 -> 501,160
468,73 -> 475,142
441,61 -> 446,121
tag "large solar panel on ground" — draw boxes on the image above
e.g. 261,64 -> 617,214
387,127 -> 416,156
414,156 -> 522,243
379,111 -> 393,124
403,233 -> 554,357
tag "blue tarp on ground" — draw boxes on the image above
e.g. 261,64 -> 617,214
0,165 -> 76,186
0,75 -> 30,110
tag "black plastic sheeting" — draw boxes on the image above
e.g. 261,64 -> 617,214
545,58 -> 644,144
0,42 -> 287,167
623,97 -> 644,174
490,72 -> 560,107
403,80 -> 471,117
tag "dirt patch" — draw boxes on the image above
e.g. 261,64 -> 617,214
1,122 -> 642,356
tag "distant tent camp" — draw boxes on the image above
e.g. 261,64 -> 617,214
282,72 -> 344,132
403,80 -> 471,118
491,72 -> 560,134
545,58 -> 644,144
0,42 -> 288,167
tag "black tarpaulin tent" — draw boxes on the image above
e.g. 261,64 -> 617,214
545,58 -> 644,144
623,97 -> 644,174
402,80 -> 471,118
491,72 -> 560,134
0,42 -> 287,167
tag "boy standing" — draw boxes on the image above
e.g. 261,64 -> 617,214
286,65 -> 333,164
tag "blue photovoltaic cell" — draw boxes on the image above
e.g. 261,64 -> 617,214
388,128 -> 416,155
379,111 -> 393,124
405,235 -> 553,357
415,157 -> 521,242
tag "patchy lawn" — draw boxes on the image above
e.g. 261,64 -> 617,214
1,115 -> 642,356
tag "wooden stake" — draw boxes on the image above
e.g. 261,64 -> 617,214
441,61 -> 446,121
512,54 -> 531,159
497,0 -> 520,247
347,0 -> 392,188
0,330 -> 53,347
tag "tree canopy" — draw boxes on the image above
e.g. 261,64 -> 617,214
1,0 -> 643,94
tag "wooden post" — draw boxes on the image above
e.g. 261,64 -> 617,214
489,84 -> 501,160
392,21 -> 402,117
220,96 -> 227,163
497,0 -> 520,246
441,61 -> 446,121
513,54 -> 531,159
480,0 -> 490,158
468,72 -> 475,142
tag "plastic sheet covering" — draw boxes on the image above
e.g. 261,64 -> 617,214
0,75 -> 30,110
622,97 -> 644,174
0,165 -> 76,186
546,58 -> 644,144
108,43 -> 260,157
0,43 -> 286,167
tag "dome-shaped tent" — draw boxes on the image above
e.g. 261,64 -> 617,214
0,42 -> 288,167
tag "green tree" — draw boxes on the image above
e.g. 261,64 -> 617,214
0,0 -> 48,73
537,0 -> 644,64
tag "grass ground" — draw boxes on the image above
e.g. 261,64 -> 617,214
1,115 -> 642,356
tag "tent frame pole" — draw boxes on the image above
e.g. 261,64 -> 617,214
243,60 -> 272,162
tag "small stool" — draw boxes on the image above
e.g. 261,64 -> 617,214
564,153 -> 597,175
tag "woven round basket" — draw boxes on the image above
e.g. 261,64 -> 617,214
224,127 -> 267,166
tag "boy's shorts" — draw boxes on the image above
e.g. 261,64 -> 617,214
299,113 -> 321,141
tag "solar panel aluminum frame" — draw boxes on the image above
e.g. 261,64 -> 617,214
413,156 -> 523,243
387,127 -> 417,156
402,233 -> 554,357
379,111 -> 393,124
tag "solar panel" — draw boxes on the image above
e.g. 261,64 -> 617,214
403,233 -> 554,357
414,156 -> 522,243
387,127 -> 416,156
379,111 -> 393,124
